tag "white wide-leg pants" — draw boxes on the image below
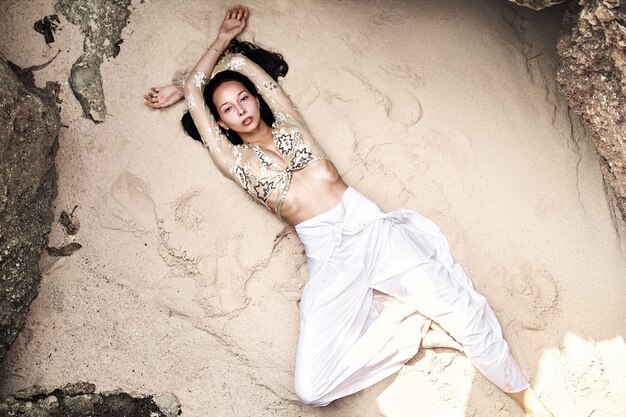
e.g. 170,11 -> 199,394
293,187 -> 529,407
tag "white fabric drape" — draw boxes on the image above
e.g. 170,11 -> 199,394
294,187 -> 529,406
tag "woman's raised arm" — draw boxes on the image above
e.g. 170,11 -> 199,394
182,5 -> 248,175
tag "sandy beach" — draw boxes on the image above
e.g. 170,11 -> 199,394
1,0 -> 625,416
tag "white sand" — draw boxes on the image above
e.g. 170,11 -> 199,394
1,0 -> 625,416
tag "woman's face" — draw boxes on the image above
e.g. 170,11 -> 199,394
213,80 -> 261,133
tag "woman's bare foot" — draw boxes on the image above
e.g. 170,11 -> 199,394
143,84 -> 184,109
507,387 -> 554,417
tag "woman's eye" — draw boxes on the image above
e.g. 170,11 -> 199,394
241,95 -> 248,102
224,106 -> 232,113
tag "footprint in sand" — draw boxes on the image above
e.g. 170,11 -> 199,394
156,188 -> 250,314
346,68 -> 423,128
99,171 -> 157,233
156,188 -> 210,275
488,263 -> 560,331
172,189 -> 207,231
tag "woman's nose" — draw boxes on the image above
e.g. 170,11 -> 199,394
236,105 -> 246,116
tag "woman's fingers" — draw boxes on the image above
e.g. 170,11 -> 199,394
144,100 -> 159,108
145,90 -> 158,102
143,88 -> 162,108
225,4 -> 245,21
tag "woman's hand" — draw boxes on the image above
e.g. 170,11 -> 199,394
217,4 -> 249,43
144,85 -> 185,109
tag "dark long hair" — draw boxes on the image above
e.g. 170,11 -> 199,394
181,39 -> 289,145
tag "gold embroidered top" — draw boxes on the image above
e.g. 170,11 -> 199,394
183,53 -> 327,218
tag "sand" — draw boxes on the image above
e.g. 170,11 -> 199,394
1,0 -> 625,416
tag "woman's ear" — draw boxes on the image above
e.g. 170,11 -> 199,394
217,120 -> 228,130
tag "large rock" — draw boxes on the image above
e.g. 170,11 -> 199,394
56,0 -> 132,123
0,55 -> 60,366
556,0 -> 626,219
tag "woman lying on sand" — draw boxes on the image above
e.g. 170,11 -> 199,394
144,5 -> 555,416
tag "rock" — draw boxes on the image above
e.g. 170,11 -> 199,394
508,0 -> 570,10
21,409 -> 51,417
0,54 -> 60,366
59,382 -> 96,396
153,393 -> 181,417
556,0 -> 626,219
13,386 -> 54,401
62,395 -> 95,416
37,396 -> 59,412
55,0 -> 132,123
68,57 -> 107,123
0,383 -> 182,416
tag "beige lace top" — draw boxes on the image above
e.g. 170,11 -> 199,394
182,53 -> 327,218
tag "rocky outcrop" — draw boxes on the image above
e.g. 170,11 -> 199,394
0,55 -> 60,365
56,0 -> 132,123
508,0 -> 570,10
509,0 -> 626,220
556,0 -> 626,219
0,382 -> 181,417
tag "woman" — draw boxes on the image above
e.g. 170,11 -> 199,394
144,5 -> 554,416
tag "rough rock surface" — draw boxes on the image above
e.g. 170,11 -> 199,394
0,54 -> 60,366
0,382 -> 181,417
55,0 -> 132,123
556,0 -> 626,220
509,0 -> 570,10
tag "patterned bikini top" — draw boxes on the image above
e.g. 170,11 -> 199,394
183,53 -> 327,218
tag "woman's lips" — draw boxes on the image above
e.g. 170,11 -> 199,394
242,116 -> 253,126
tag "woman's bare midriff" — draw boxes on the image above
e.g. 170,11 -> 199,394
278,160 -> 348,226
